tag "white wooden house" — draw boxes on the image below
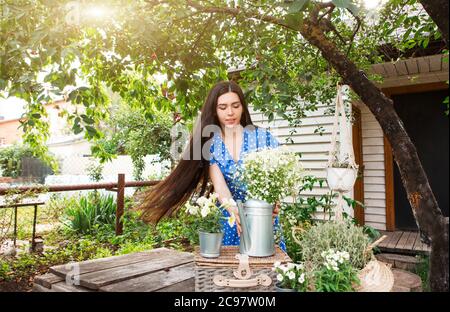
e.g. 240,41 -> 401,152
240,53 -> 449,232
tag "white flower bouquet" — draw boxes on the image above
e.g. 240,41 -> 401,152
185,193 -> 236,233
237,146 -> 304,204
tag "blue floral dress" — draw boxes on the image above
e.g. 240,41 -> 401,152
209,126 -> 286,252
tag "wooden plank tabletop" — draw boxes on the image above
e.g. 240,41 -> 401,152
78,252 -> 194,290
39,247 -> 195,292
99,262 -> 195,292
50,248 -> 176,277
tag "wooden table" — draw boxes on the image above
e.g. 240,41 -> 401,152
32,246 -> 421,292
33,248 -> 195,292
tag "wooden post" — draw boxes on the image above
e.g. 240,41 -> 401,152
13,206 -> 17,248
31,204 -> 38,252
116,174 -> 125,235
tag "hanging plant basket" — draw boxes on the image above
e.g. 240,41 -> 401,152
326,167 -> 357,192
325,84 -> 360,220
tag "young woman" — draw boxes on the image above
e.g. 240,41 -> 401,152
138,80 -> 285,251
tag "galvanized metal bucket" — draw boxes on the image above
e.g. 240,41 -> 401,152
237,199 -> 275,257
199,231 -> 223,258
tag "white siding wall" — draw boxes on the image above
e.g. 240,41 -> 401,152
359,103 -> 387,230
248,104 -> 354,220
248,103 -> 387,230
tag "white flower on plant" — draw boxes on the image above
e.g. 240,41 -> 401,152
196,196 -> 208,207
185,202 -> 198,215
277,274 -> 284,282
341,251 -> 350,261
298,273 -> 305,284
239,146 -> 304,203
274,261 -> 281,268
287,271 -> 296,280
200,205 -> 210,218
287,263 -> 296,270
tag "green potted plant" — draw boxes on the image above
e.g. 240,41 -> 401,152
272,261 -> 309,292
314,249 -> 360,292
185,193 -> 236,258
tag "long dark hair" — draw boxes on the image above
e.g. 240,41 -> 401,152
137,80 -> 254,223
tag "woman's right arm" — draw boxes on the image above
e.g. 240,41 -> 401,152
209,164 -> 241,234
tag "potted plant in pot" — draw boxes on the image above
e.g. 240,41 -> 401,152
185,193 -> 236,258
313,249 -> 360,292
235,146 -> 304,256
272,261 -> 309,292
326,154 -> 358,192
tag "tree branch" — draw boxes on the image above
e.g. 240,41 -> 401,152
182,0 -> 300,31
345,8 -> 362,56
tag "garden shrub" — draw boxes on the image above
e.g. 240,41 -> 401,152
0,144 -> 54,178
299,220 -> 372,270
62,192 -> 116,234
0,144 -> 34,177
0,259 -> 13,282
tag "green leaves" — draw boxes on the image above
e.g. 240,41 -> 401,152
81,114 -> 95,125
332,0 -> 350,8
85,125 -> 99,138
2,0 -> 441,174
63,193 -> 117,235
331,0 -> 360,16
287,0 -> 309,14
0,144 -> 34,178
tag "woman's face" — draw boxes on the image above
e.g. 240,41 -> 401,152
216,92 -> 243,129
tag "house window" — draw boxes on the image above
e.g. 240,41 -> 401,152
0,137 -> 6,146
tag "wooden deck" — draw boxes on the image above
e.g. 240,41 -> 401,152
33,247 -> 195,292
378,231 -> 431,255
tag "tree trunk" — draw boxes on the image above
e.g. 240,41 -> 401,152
419,0 -> 449,47
299,17 -> 448,291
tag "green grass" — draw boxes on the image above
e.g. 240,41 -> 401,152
414,254 -> 430,292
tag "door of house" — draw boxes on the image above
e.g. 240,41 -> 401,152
352,106 -> 364,225
391,89 -> 449,230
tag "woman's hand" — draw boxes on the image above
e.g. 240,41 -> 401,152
229,206 -> 242,236
273,201 -> 281,224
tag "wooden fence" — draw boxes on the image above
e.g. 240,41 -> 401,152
0,174 -> 159,243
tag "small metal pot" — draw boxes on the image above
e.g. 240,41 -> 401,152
274,282 -> 297,292
199,231 -> 223,258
